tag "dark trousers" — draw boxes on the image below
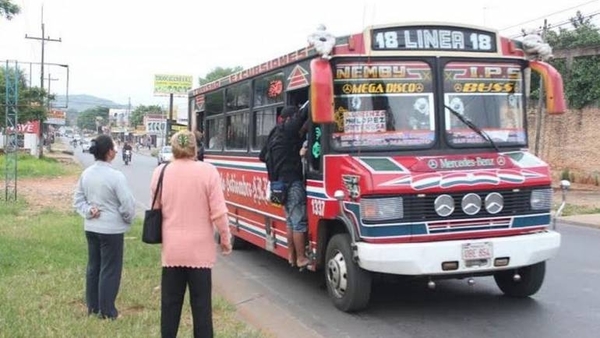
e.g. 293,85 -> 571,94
161,267 -> 213,338
85,231 -> 124,319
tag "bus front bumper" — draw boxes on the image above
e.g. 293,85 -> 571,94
356,231 -> 560,275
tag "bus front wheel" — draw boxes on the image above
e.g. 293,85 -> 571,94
494,261 -> 546,297
325,234 -> 372,312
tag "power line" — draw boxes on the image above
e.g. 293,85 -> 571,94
24,6 -> 62,157
509,10 -> 600,38
500,0 -> 599,31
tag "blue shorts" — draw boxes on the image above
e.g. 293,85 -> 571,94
284,181 -> 307,232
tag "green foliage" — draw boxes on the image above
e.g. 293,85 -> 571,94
0,206 -> 264,337
0,66 -> 49,125
0,154 -> 77,178
198,66 -> 243,86
76,106 -> 109,131
129,104 -> 164,128
540,11 -> 600,109
560,168 -> 571,181
0,0 -> 20,20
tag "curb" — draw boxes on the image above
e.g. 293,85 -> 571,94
212,259 -> 324,338
557,218 -> 600,230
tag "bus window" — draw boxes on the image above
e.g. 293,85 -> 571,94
226,83 -> 251,112
252,107 -> 278,150
254,73 -> 284,106
206,90 -> 224,116
225,112 -> 250,150
206,117 -> 224,150
331,61 -> 435,150
443,62 -> 526,146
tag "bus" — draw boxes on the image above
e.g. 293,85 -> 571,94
188,22 -> 566,312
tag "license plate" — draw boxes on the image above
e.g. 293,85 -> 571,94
462,242 -> 493,260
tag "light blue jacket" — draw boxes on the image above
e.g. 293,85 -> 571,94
73,161 -> 136,234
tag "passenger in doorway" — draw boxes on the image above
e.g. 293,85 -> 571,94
194,130 -> 205,161
261,105 -> 310,269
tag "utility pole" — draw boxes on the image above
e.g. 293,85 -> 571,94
4,60 -> 19,201
534,19 -> 548,157
25,6 -> 62,157
45,73 -> 59,110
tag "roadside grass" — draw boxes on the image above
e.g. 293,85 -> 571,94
558,203 -> 600,217
0,153 -> 78,178
0,201 -> 264,338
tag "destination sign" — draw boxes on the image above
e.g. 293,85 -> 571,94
371,26 -> 497,52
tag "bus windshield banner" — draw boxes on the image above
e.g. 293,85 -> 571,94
372,26 -> 497,52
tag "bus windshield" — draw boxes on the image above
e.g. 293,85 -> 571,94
443,62 -> 526,147
331,61 -> 435,150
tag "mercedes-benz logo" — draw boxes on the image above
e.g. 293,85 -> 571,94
497,156 -> 506,166
342,84 -> 353,94
462,193 -> 482,215
485,192 -> 504,214
428,159 -> 438,169
434,195 -> 454,217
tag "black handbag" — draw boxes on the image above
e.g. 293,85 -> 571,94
142,163 -> 169,244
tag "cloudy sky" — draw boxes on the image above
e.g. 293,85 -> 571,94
1,0 -> 598,118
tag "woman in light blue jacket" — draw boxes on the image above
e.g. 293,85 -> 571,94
73,134 -> 136,320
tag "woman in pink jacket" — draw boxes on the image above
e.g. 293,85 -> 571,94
150,130 -> 231,338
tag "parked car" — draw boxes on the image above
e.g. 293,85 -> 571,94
157,146 -> 173,165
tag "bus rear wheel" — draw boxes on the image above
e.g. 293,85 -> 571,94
325,234 -> 372,312
494,261 -> 546,297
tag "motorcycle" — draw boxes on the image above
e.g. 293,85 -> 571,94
124,150 -> 132,165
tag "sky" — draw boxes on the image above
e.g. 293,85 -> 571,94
1,0 -> 599,119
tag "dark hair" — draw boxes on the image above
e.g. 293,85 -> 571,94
89,135 -> 114,161
280,106 -> 298,118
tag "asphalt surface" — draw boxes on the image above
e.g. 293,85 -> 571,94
73,145 -> 600,338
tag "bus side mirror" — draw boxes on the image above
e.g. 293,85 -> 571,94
529,60 -> 566,114
310,58 -> 335,123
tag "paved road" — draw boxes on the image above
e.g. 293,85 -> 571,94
74,146 -> 600,338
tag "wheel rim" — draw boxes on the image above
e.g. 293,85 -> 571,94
327,250 -> 348,299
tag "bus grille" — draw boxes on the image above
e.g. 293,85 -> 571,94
401,188 -> 536,223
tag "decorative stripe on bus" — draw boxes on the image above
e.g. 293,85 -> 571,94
206,158 -> 266,172
343,201 -> 551,239
228,217 -> 288,247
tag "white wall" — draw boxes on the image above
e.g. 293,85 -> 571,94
0,133 -> 40,156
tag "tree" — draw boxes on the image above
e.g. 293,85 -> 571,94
129,104 -> 164,128
0,66 -> 49,125
0,0 -> 20,20
77,106 -> 109,131
543,11 -> 600,109
198,66 -> 243,86
546,11 -> 600,49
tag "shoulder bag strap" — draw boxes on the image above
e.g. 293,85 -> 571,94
151,163 -> 170,209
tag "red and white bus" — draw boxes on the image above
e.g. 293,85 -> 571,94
188,22 -> 565,312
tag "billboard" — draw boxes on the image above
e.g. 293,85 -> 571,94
109,108 -> 131,127
45,109 -> 66,125
154,74 -> 193,97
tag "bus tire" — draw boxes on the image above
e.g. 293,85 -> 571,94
494,261 -> 546,298
325,234 -> 372,312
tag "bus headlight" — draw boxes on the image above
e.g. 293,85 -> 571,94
530,188 -> 552,210
360,197 -> 404,222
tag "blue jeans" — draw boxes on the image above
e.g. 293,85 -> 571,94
85,231 -> 124,319
284,181 -> 307,232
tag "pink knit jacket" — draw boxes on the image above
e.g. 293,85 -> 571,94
151,159 -> 230,268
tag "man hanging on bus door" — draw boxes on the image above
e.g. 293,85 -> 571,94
260,104 -> 310,269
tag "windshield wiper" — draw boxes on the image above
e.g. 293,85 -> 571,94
444,104 -> 500,152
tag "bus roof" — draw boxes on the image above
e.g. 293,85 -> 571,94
189,22 -> 525,98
